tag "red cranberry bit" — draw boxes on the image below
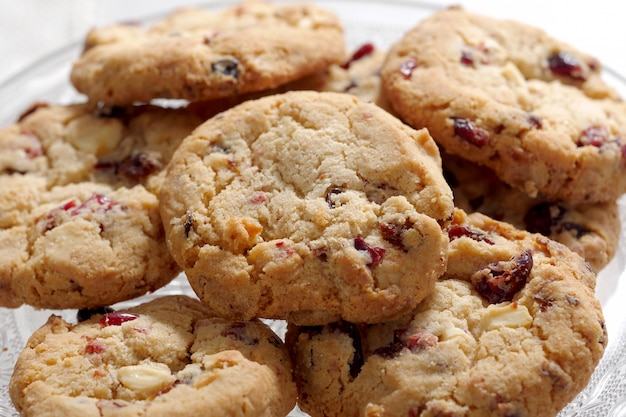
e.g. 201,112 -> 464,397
99,312 -> 139,327
451,117 -> 490,147
399,58 -> 418,79
374,327 -> 436,358
354,237 -> 385,268
69,194 -> 117,217
472,250 -> 533,304
448,224 -> 495,245
460,51 -> 474,66
548,51 -> 586,81
380,220 -> 414,252
577,125 -> 609,147
84,339 -> 107,354
118,152 -> 163,181
527,114 -> 543,129
325,187 -> 344,208
341,43 -> 375,69
249,191 -> 267,204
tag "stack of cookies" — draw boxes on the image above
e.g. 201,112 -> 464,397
2,2 -> 623,417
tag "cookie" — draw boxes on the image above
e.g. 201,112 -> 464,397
381,6 -> 626,203
0,102 -> 204,309
443,152 -> 620,272
287,208 -> 606,417
160,90 -> 454,325
9,295 -> 297,417
70,2 -> 345,105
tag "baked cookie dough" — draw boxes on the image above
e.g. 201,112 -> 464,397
381,6 -> 626,203
443,152 -> 620,273
160,90 -> 454,325
287,209 -> 606,417
0,102 -> 203,309
70,2 -> 345,105
9,295 -> 297,417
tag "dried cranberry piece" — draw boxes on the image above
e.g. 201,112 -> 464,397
99,312 -> 138,327
118,152 -> 163,181
548,52 -> 586,81
325,186 -> 344,208
211,58 -> 240,79
341,43 -> 375,69
77,306 -> 114,323
472,250 -> 533,304
399,58 -> 418,79
380,220 -> 414,251
576,125 -> 609,147
84,340 -> 107,354
527,114 -> 543,129
451,117 -> 490,147
354,237 -> 385,268
448,224 -> 494,245
374,327 -> 437,358
460,51 -> 474,66
523,203 -> 565,236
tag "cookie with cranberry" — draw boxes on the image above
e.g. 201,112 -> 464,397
443,152 -> 620,272
70,2 -> 345,105
287,208 -> 606,417
160,91 -> 454,325
381,6 -> 626,203
10,295 -> 297,417
0,182 -> 179,309
0,103 -> 205,309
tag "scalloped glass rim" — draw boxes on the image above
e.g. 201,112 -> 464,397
1,1 -> 625,416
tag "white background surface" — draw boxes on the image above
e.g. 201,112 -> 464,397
1,0 -> 626,87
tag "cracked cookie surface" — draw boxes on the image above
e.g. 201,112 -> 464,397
9,295 -> 297,417
381,7 -> 626,203
70,2 -> 345,105
160,90 -> 454,325
286,209 -> 606,417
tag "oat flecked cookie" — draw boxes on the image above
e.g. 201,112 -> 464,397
443,152 -> 621,272
381,6 -> 626,203
9,295 -> 297,417
0,103 -> 203,309
70,2 -> 345,105
160,91 -> 454,325
287,209 -> 606,417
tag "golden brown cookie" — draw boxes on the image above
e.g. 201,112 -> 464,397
160,91 -> 454,325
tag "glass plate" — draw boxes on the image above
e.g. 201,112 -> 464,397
1,1 -> 625,416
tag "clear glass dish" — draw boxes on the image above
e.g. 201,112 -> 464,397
1,1 -> 625,416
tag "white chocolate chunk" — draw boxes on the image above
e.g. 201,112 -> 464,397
440,322 -> 472,341
66,115 -> 124,156
481,302 -> 533,331
117,363 -> 176,393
